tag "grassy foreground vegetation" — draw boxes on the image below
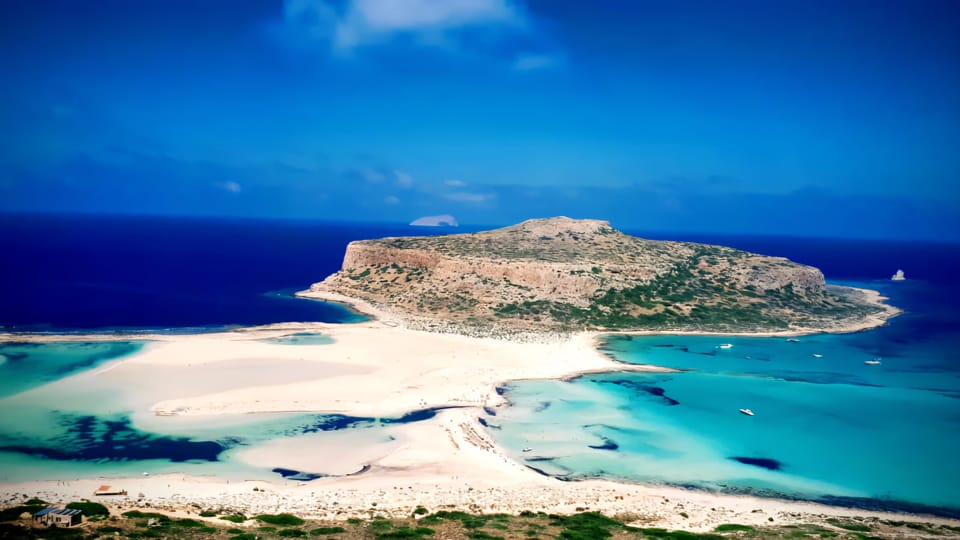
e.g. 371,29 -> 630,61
1,501 -> 957,539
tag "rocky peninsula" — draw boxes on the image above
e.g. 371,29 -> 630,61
304,217 -> 897,334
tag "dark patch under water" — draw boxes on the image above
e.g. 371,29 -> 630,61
525,465 -> 550,477
587,436 -> 619,451
0,415 -> 225,462
382,409 -> 437,424
596,378 -> 680,406
298,407 -> 453,435
272,467 -> 325,481
480,418 -> 501,430
766,371 -> 883,388
0,407 -> 450,465
533,401 -> 552,412
729,456 -> 783,471
300,415 -> 369,433
637,385 -> 679,405
53,343 -> 143,376
0,342 -> 145,399
0,349 -> 29,363
381,406 -> 461,424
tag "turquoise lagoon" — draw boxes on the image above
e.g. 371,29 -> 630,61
261,332 -> 335,345
490,281 -> 960,516
0,339 -> 416,483
0,341 -> 143,399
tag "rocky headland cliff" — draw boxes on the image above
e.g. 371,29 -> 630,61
305,217 -> 894,333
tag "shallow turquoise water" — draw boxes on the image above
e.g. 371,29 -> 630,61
0,341 -> 143,399
261,332 -> 335,345
0,340 -> 435,482
491,282 -> 960,514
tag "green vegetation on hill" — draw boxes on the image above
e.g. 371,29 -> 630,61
491,246 -> 878,332
321,218 -> 889,333
256,513 -> 306,526
0,502 -> 46,522
0,502 -> 954,539
65,501 -> 109,517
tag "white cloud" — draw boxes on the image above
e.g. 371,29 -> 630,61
512,53 -> 561,71
221,181 -> 242,193
445,191 -> 493,204
352,0 -> 514,31
283,0 -> 525,52
384,195 -> 400,204
444,179 -> 466,187
394,169 -> 414,188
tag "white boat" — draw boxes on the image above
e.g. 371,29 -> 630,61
522,447 -> 532,453
891,269 -> 906,281
865,359 -> 881,365
718,343 -> 733,349
739,408 -> 754,416
812,354 -> 823,358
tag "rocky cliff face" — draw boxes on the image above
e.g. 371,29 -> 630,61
310,217 -> 880,332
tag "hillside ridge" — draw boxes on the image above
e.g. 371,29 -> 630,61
306,217 -> 892,333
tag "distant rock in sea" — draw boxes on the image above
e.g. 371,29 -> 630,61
891,269 -> 906,281
410,214 -> 458,227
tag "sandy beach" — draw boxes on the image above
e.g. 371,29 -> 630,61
2,286 -> 947,533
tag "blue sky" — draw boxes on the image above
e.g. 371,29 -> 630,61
1,0 -> 958,239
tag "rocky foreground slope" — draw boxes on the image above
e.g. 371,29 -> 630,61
307,217 -> 890,333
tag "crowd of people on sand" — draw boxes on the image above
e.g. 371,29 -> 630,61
383,314 -> 573,344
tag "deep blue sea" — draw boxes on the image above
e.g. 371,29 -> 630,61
1,214 -> 958,515
0,213 -> 470,331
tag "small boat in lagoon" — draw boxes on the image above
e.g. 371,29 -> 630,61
718,343 -> 733,349
786,338 -> 800,343
739,408 -> 754,416
812,354 -> 823,358
865,359 -> 882,365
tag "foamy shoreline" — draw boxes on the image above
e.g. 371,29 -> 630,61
1,286 -> 943,532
